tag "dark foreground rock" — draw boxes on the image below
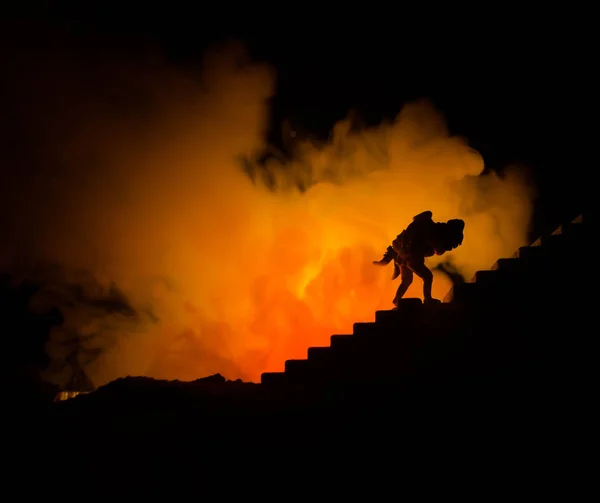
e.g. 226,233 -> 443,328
6,214 -> 592,490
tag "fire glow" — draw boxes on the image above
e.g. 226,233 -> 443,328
1,40 -> 534,386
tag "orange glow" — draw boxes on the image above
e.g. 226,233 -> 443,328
1,40 -> 535,386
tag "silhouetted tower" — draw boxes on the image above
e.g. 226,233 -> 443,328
54,351 -> 95,401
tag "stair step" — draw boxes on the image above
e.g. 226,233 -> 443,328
353,322 -> 379,337
499,221 -> 586,270
375,310 -> 399,324
306,347 -> 346,379
476,268 -> 526,283
298,346 -> 365,382
307,346 -> 331,360
395,297 -> 423,310
479,270 -> 542,298
422,301 -> 465,330
330,334 -> 355,349
422,300 -> 461,320
535,218 -> 585,243
375,309 -> 421,326
542,231 -> 586,252
464,269 -> 530,297
261,372 -> 287,386
554,217 -> 586,234
473,270 -> 500,285
496,256 -> 552,281
375,298 -> 423,324
285,359 -> 309,373
521,243 -> 581,265
263,214 -> 586,390
514,245 -> 544,260
491,258 -> 520,272
283,360 -> 312,385
443,282 -> 480,303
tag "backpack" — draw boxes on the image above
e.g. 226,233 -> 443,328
392,211 -> 435,256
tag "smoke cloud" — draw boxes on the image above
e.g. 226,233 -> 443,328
0,26 -> 535,386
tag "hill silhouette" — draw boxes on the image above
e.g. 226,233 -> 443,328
7,213 -> 588,489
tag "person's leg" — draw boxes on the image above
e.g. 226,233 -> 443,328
393,264 -> 413,306
407,259 -> 435,302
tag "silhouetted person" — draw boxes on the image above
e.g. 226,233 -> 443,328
374,211 -> 465,307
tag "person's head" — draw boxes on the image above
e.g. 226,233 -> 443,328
446,219 -> 465,249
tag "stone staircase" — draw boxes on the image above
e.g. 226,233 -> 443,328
261,213 -> 588,392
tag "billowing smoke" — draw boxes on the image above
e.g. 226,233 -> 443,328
0,26 -> 535,386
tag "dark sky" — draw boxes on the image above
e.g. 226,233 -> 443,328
0,2 -> 589,386
2,3 -> 588,236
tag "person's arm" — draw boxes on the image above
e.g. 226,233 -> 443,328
373,246 -> 397,265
